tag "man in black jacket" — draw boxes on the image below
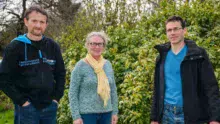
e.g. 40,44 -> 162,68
0,5 -> 66,124
150,15 -> 220,124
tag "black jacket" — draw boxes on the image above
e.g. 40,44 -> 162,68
150,40 -> 220,124
0,34 -> 66,110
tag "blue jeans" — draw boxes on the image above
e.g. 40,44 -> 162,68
14,101 -> 58,124
81,112 -> 112,124
162,103 -> 184,124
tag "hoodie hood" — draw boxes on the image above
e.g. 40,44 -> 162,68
12,34 -> 32,44
12,34 -> 45,44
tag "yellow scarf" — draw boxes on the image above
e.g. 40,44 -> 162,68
85,53 -> 110,107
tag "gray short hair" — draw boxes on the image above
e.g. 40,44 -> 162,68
85,31 -> 109,48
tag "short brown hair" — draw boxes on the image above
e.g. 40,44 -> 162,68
166,15 -> 186,28
24,5 -> 48,22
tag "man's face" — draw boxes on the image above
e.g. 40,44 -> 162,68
166,21 -> 186,45
24,11 -> 48,37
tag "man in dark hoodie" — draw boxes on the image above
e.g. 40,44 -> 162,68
150,15 -> 220,124
0,5 -> 66,124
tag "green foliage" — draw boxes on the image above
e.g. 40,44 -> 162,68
0,91 -> 14,124
0,91 -> 13,110
0,109 -> 13,124
57,89 -> 72,124
57,41 -> 87,124
115,40 -> 164,123
57,0 -> 148,52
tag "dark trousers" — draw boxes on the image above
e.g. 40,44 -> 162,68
14,101 -> 58,124
81,112 -> 112,124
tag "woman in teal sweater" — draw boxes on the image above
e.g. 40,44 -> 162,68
69,31 -> 118,124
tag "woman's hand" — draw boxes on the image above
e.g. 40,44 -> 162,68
111,115 -> 118,124
73,118 -> 83,124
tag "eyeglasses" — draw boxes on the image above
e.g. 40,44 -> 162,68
166,27 -> 182,33
89,42 -> 105,47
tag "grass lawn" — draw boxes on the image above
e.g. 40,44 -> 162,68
0,99 -> 14,124
0,109 -> 14,124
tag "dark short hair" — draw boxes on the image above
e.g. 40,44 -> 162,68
165,15 -> 186,28
24,5 -> 48,22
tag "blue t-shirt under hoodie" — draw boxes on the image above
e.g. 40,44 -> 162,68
164,45 -> 187,106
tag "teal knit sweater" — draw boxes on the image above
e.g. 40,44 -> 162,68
69,59 -> 118,120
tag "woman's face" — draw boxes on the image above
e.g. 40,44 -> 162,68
87,36 -> 105,60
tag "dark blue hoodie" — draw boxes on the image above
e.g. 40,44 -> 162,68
0,34 -> 66,109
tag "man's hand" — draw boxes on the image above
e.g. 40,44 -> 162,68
22,101 -> 30,107
53,100 -> 58,104
73,118 -> 83,124
151,121 -> 159,124
112,115 -> 118,124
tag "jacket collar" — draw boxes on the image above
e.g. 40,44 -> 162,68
154,39 -> 202,57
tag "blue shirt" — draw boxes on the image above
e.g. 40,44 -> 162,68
164,45 -> 187,106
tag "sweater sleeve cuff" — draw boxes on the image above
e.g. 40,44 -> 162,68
112,110 -> 118,115
72,114 -> 81,121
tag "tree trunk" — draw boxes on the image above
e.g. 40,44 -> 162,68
17,0 -> 27,36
